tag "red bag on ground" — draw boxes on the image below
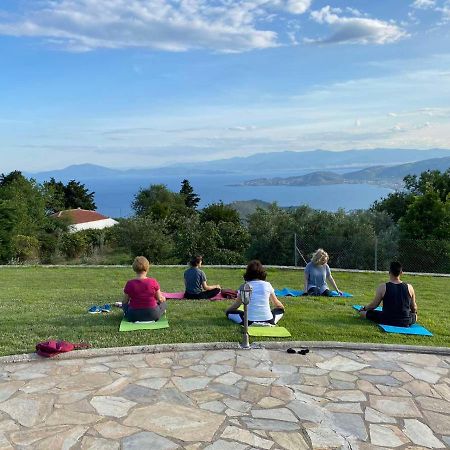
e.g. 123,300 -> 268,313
36,340 -> 89,358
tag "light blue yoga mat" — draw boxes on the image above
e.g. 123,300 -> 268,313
274,287 -> 353,298
353,305 -> 382,312
352,305 -> 432,336
274,288 -> 304,297
330,290 -> 353,298
379,323 -> 433,336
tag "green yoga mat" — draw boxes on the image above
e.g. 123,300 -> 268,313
247,326 -> 291,337
119,315 -> 169,332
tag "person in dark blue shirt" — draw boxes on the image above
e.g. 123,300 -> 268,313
184,255 -> 221,299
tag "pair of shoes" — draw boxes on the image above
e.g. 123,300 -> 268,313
114,301 -> 123,308
286,347 -> 310,355
88,304 -> 111,314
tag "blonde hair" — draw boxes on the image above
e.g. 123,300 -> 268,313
132,256 -> 150,273
311,248 -> 329,266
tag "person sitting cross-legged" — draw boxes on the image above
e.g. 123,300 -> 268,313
122,256 -> 167,322
359,261 -> 418,327
226,260 -> 285,325
184,255 -> 221,299
303,248 -> 341,296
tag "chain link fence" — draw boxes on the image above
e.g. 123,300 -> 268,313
294,234 -> 450,274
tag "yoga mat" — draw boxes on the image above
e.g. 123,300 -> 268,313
119,315 -> 169,332
352,306 -> 432,336
330,290 -> 353,298
274,288 -> 353,298
379,323 -> 433,336
275,288 -> 304,297
247,326 -> 291,337
162,291 -> 234,301
353,305 -> 382,312
162,292 -> 185,299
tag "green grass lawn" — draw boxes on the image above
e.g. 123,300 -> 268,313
0,266 -> 448,356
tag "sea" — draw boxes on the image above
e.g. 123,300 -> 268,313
84,171 -> 393,218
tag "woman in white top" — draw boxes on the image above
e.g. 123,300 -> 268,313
226,260 -> 285,325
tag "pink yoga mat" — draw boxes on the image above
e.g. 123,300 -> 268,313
162,292 -> 235,301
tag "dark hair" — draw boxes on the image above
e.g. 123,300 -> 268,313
190,255 -> 203,267
243,260 -> 267,281
389,261 -> 402,277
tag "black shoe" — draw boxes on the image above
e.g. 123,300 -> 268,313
287,347 -> 310,355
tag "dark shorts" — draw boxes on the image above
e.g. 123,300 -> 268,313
184,288 -> 221,299
123,302 -> 167,322
366,309 -> 416,327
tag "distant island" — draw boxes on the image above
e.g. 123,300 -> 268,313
239,156 -> 450,189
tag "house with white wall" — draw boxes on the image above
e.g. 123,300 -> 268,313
53,208 -> 118,232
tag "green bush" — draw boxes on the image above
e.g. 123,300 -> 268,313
59,232 -> 89,259
11,235 -> 40,263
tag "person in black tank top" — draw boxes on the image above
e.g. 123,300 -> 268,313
359,261 -> 418,327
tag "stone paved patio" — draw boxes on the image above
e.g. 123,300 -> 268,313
0,347 -> 449,449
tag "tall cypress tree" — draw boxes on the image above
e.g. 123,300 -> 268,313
179,179 -> 200,210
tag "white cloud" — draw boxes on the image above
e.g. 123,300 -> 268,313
0,0 -> 312,53
308,5 -> 408,45
284,0 -> 312,15
411,0 -> 436,9
436,2 -> 450,23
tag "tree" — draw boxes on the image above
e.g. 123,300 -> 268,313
113,217 -> 175,263
43,178 -> 66,214
404,169 -> 450,202
0,200 -> 17,261
399,191 -> 449,241
132,184 -> 188,219
371,192 -> 414,223
246,204 -> 296,265
63,180 -> 96,210
0,173 -> 54,262
179,179 -> 200,210
371,169 -> 450,222
200,202 -> 240,225
0,170 -> 24,187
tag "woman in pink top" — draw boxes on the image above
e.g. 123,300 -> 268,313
123,256 -> 167,322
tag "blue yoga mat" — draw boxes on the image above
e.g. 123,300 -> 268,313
379,323 -> 433,336
274,288 -> 353,298
274,288 -> 304,297
330,290 -> 353,298
352,305 -> 433,336
353,305 -> 382,312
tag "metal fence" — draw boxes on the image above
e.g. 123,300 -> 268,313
294,234 -> 450,274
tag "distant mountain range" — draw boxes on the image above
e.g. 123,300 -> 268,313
28,148 -> 450,181
242,156 -> 450,188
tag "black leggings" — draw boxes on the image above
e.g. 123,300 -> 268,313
184,288 -> 221,299
366,309 -> 416,327
226,307 -> 285,325
123,302 -> 167,322
302,288 -> 331,297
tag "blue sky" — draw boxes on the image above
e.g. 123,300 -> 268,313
1,0 -> 449,171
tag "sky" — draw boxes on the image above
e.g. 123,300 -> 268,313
0,0 -> 450,171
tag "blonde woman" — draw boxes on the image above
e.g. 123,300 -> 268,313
122,256 -> 167,322
303,249 -> 341,296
